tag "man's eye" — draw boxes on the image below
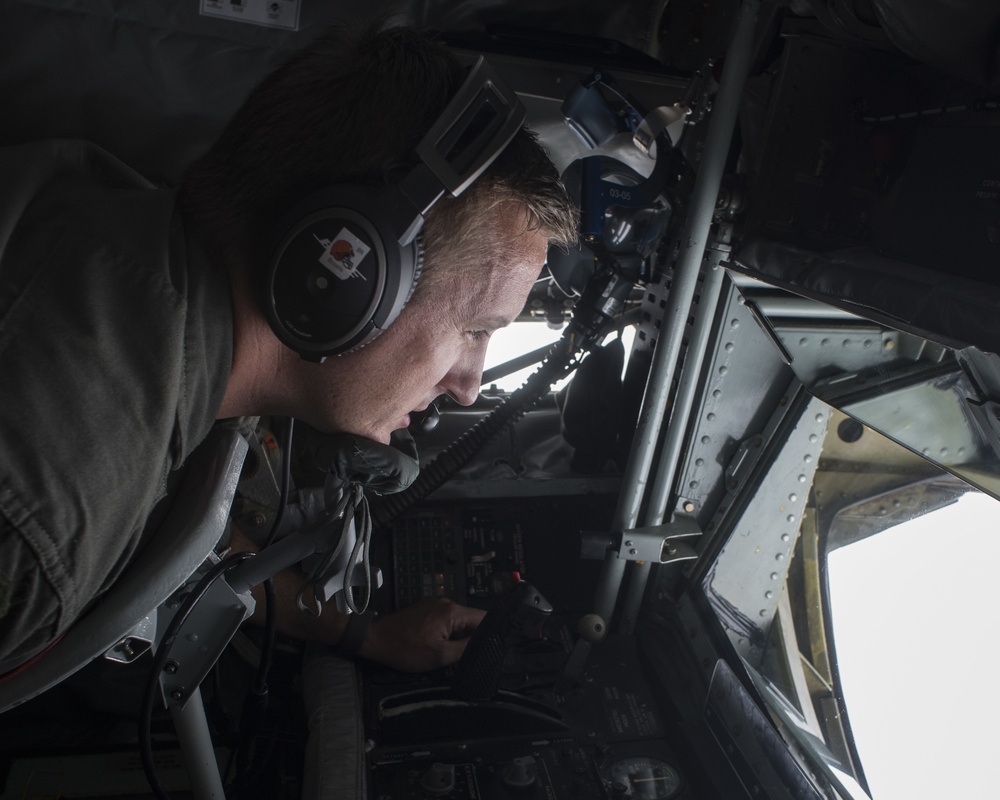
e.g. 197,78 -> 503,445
467,329 -> 490,341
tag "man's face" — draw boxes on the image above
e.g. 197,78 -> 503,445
303,204 -> 549,443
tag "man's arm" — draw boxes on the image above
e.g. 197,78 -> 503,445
229,529 -> 485,672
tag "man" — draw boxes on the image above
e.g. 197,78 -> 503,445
0,20 -> 577,674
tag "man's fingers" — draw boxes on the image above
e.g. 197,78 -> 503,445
443,603 -> 486,639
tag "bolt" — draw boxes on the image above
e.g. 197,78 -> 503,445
164,660 -> 179,675
170,688 -> 186,702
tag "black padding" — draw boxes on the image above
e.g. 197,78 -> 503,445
732,238 -> 1000,356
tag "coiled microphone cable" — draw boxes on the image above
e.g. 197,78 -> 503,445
371,330 -> 582,528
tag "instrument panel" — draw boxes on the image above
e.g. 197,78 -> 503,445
364,496 -> 701,800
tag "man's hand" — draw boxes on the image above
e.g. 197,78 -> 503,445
229,526 -> 484,672
359,597 -> 485,672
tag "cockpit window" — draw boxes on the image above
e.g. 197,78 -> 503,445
827,486 -> 999,799
483,321 -> 636,393
701,396 -> 999,800
483,321 -> 566,392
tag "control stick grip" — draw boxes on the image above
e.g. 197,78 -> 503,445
452,581 -> 552,701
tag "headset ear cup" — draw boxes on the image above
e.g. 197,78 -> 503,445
265,185 -> 421,361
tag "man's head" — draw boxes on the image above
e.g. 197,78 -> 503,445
182,20 -> 578,441
296,199 -> 551,442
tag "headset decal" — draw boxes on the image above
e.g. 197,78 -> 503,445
314,228 -> 370,281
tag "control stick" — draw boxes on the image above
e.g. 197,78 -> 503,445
452,580 -> 552,702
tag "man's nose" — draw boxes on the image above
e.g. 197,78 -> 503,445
441,349 -> 487,406
443,369 -> 482,406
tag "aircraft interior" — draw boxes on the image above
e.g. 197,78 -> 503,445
1,1 -> 999,799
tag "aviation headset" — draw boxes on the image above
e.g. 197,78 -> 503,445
265,57 -> 526,362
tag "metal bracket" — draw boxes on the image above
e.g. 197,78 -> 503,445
103,614 -> 156,664
157,563 -> 255,709
618,515 -> 702,564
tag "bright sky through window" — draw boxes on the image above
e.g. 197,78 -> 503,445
483,321 -> 636,392
827,491 -> 1000,800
